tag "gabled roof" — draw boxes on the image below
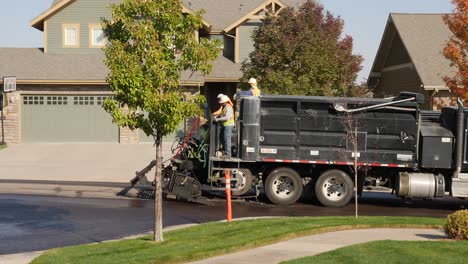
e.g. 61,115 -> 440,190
183,0 -> 306,32
0,48 -> 241,85
222,0 -> 306,32
31,0 -> 74,31
370,13 -> 455,89
183,0 -> 265,32
33,0 -> 306,32
31,0 -> 210,31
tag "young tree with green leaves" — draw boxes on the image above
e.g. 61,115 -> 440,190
242,0 -> 363,96
102,0 -> 220,241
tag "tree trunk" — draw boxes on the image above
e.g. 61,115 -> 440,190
154,134 -> 164,241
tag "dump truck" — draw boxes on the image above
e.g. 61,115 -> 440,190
135,91 -> 468,207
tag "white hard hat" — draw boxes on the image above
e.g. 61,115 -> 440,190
217,93 -> 225,99
219,95 -> 229,104
248,78 -> 257,84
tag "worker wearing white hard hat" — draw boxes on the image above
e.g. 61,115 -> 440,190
235,77 -> 263,99
212,95 -> 235,158
212,93 -> 233,117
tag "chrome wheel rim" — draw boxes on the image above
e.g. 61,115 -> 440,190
231,170 -> 247,190
272,176 -> 295,199
322,177 -> 347,201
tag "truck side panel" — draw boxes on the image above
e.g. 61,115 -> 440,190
257,96 -> 418,166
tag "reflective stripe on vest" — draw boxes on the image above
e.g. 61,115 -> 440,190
222,105 -> 235,126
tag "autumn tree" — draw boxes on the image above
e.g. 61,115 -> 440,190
242,0 -> 363,96
443,0 -> 468,100
102,0 -> 220,241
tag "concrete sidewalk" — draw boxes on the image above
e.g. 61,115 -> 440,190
0,143 -> 174,183
0,228 -> 446,264
188,228 -> 447,264
0,143 -> 176,198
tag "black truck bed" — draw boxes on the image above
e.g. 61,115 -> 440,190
239,95 -> 420,167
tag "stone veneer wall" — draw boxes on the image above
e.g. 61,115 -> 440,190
1,91 -> 21,144
119,127 -> 139,144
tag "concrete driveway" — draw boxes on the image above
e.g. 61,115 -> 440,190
0,143 -> 174,183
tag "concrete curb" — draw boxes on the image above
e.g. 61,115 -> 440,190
0,181 -> 139,200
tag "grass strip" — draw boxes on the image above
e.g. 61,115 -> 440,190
32,216 -> 445,264
0,145 -> 6,150
284,240 -> 468,264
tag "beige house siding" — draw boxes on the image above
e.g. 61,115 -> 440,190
384,33 -> 412,67
374,67 -> 423,98
238,21 -> 262,63
46,0 -> 118,53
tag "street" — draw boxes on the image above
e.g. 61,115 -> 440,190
1,193 -> 466,254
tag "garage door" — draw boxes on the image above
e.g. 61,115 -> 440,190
139,121 -> 185,143
22,95 -> 118,142
138,109 -> 187,143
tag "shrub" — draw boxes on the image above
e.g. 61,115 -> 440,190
444,209 -> 468,240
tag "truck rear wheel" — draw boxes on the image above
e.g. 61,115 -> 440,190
231,169 -> 253,196
315,169 -> 353,207
265,167 -> 303,206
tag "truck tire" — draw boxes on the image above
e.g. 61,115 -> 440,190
231,169 -> 254,196
315,169 -> 353,207
265,167 -> 303,206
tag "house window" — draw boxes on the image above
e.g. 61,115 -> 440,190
62,24 -> 80,48
89,24 -> 105,47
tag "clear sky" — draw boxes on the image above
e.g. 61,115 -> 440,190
0,0 -> 454,82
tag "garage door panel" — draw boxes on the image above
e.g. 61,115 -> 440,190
22,95 -> 118,142
139,121 -> 185,143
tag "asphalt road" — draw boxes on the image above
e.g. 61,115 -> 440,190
0,193 -> 466,254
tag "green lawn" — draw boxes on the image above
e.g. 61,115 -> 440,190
284,240 -> 468,264
0,144 -> 6,150
32,216 -> 445,264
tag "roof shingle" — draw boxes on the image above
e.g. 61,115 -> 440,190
0,48 -> 240,84
0,48 -> 107,81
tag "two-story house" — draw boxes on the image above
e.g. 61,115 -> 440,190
0,0 -> 306,144
367,13 -> 455,110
